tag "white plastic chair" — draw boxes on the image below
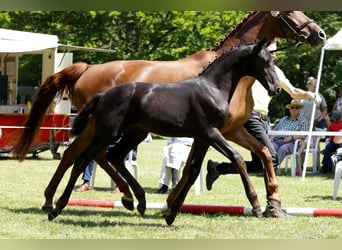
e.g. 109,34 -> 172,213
332,147 -> 342,200
284,136 -> 324,177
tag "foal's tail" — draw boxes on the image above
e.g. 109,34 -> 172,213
12,62 -> 89,161
71,94 -> 101,137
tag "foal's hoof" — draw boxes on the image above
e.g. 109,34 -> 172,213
137,201 -> 146,216
121,196 -> 134,211
48,209 -> 59,221
41,204 -> 53,213
48,211 -> 57,221
163,213 -> 175,226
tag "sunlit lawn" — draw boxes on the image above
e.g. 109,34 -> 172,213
0,137 -> 342,239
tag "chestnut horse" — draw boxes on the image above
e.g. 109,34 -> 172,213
12,11 -> 326,214
48,41 -> 281,224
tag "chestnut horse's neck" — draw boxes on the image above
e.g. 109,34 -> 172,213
184,12 -> 277,67
209,11 -> 281,56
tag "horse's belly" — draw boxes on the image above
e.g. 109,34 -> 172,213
220,113 -> 249,135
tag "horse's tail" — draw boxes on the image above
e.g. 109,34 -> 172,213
71,94 -> 101,137
12,62 -> 89,161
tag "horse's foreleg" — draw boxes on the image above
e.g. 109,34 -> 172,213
225,128 -> 282,216
42,140 -> 85,212
42,126 -> 94,213
94,151 -> 134,211
211,128 -> 262,217
164,141 -> 209,225
48,153 -> 93,221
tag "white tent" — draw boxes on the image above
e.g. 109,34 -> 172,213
302,28 -> 342,181
0,28 -> 58,53
324,28 -> 342,50
0,28 -> 116,107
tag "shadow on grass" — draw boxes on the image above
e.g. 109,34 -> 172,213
0,205 -> 173,228
93,186 -> 170,195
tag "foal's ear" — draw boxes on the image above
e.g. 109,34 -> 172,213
253,38 -> 268,54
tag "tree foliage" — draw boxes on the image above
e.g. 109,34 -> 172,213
1,11 -> 341,119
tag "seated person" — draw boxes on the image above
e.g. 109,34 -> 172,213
156,137 -> 193,194
320,111 -> 342,174
270,99 -> 308,173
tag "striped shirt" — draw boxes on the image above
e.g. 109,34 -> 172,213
273,113 -> 308,139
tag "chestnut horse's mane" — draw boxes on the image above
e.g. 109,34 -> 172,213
208,11 -> 255,51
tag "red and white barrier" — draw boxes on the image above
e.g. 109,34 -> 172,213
67,199 -> 342,217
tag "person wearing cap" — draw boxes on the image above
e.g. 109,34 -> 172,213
320,111 -> 342,173
270,99 -> 308,166
206,40 -> 320,217
301,76 -> 330,130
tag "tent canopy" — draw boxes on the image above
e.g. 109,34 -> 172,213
0,28 -> 116,54
0,28 -> 58,53
324,28 -> 342,51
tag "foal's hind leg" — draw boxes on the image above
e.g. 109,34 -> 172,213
42,135 -> 90,212
48,149 -> 98,221
106,129 -> 148,216
42,133 -> 134,213
94,151 -> 134,211
164,141 -> 209,225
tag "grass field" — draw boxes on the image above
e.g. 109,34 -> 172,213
0,137 -> 342,239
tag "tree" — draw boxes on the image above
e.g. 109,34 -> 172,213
1,11 -> 341,118
0,11 -> 247,86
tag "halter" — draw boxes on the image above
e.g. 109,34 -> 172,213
271,11 -> 315,43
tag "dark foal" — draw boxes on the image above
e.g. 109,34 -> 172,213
48,40 -> 281,225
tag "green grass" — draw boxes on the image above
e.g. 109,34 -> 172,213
0,137 -> 342,239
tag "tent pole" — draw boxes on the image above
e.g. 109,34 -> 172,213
301,47 -> 325,181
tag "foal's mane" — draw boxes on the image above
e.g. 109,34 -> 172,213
208,11 -> 255,51
198,44 -> 252,77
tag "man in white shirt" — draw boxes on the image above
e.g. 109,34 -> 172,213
206,40 -> 321,216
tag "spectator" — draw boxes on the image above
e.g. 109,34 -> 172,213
301,76 -> 330,130
75,160 -> 95,192
156,137 -> 193,194
332,86 -> 342,112
320,111 -> 342,173
271,99 -> 308,174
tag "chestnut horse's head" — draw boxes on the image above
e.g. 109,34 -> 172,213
269,11 -> 326,47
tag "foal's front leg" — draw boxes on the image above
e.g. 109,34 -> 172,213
210,128 -> 262,217
164,141 -> 209,225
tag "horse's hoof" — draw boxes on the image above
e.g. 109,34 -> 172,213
41,204 -> 53,213
137,202 -> 146,216
263,206 -> 290,218
252,207 -> 263,218
263,200 -> 291,218
163,213 -> 175,226
48,211 -> 57,221
121,196 -> 134,211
